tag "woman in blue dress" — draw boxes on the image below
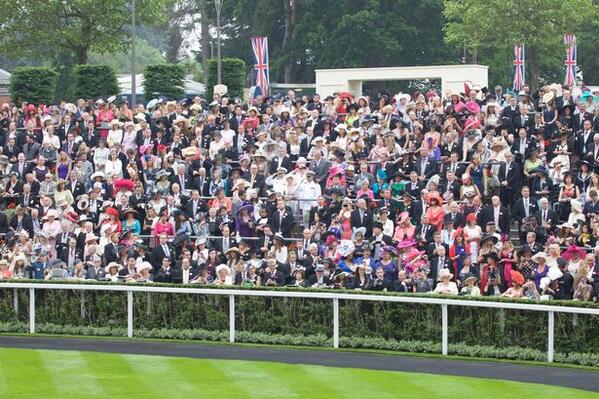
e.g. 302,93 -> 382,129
374,245 -> 398,282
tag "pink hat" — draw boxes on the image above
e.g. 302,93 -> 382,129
139,144 -> 154,154
465,100 -> 480,114
562,245 -> 586,261
463,118 -> 481,132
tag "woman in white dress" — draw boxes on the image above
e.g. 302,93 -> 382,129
463,213 -> 482,265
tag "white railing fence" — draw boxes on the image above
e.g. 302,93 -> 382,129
2,282 -> 599,363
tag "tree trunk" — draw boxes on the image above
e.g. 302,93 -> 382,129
528,45 -> 539,91
76,47 -> 88,65
199,0 -> 211,82
166,27 -> 184,62
282,0 -> 300,83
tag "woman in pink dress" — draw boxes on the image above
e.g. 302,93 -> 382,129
340,201 -> 353,240
393,212 -> 416,242
153,211 -> 174,245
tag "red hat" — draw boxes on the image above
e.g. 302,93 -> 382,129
64,210 -> 79,223
465,213 -> 477,223
106,207 -> 119,217
325,235 -> 337,245
157,144 -> 168,153
26,104 -> 36,112
510,270 -> 525,286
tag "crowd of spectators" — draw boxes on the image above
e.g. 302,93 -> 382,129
1,82 -> 599,301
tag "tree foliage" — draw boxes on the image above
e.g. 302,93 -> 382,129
72,65 -> 120,100
89,39 -> 166,74
9,67 -> 58,104
206,58 -> 246,99
143,63 -> 186,100
443,0 -> 598,89
0,0 -> 172,64
213,0 -> 455,83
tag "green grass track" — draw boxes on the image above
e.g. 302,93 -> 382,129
0,348 -> 595,398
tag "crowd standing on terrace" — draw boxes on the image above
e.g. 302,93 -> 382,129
1,82 -> 599,301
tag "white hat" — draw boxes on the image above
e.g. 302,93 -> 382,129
531,251 -> 549,264
438,268 -> 453,280
570,199 -> 583,213
104,262 -> 122,273
136,262 -> 153,273
215,264 -> 231,275
110,119 -> 123,127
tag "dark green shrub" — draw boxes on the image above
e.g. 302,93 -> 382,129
206,57 -> 246,99
143,63 -> 185,100
9,67 -> 58,104
72,64 -> 119,100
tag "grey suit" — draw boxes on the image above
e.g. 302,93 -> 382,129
310,158 -> 330,185
86,267 -> 106,280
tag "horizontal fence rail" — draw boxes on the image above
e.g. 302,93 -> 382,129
1,282 -> 599,362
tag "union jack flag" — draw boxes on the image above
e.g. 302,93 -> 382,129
564,33 -> 577,87
251,36 -> 270,96
512,45 -> 525,91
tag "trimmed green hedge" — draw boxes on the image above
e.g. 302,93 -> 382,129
9,67 -> 58,104
206,57 -> 246,99
1,283 -> 598,366
72,64 -> 119,100
143,63 -> 185,100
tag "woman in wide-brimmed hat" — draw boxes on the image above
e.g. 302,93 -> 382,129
121,208 -> 141,235
433,268 -> 458,295
426,192 -> 444,231
460,273 -> 481,296
393,212 -> 415,242
562,245 -> 587,276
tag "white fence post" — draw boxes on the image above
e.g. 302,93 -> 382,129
333,298 -> 339,349
441,304 -> 448,356
13,288 -> 18,316
547,310 -> 555,362
29,288 -> 35,334
127,290 -> 133,338
229,294 -> 235,343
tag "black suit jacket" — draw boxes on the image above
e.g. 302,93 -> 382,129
412,157 -> 436,178
104,242 -> 121,264
498,161 -> 523,191
576,130 -> 595,158
481,205 -> 511,234
350,209 -> 373,235
428,255 -> 452,283
415,223 -> 435,243
59,247 -> 82,265
534,209 -> 557,231
268,156 -> 293,174
512,197 -> 537,223
269,208 -> 294,237
150,244 -> 176,270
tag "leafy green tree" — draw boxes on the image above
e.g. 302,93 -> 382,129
89,39 -> 166,74
444,0 -> 598,89
0,0 -> 171,64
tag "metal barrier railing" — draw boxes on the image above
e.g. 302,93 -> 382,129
1,281 -> 598,362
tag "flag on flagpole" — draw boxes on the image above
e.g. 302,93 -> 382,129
564,33 -> 577,87
512,45 -> 525,91
250,36 -> 270,96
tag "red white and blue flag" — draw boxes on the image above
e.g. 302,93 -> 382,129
251,36 -> 270,96
564,33 -> 577,87
512,45 -> 525,91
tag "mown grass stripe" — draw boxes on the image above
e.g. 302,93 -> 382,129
38,349 -> 106,398
79,351 -> 155,398
0,349 -> 60,398
166,356 -> 253,398
210,359 -> 299,398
